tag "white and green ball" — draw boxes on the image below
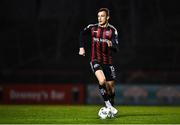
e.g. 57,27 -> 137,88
98,107 -> 111,119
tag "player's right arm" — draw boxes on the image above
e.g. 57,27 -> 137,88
79,25 -> 92,56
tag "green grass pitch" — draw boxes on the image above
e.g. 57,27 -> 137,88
0,105 -> 179,124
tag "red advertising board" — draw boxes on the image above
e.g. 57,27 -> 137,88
2,84 -> 84,104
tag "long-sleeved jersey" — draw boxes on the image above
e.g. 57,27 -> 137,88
79,23 -> 119,65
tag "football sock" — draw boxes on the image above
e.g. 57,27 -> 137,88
105,100 -> 112,108
99,84 -> 109,101
109,92 -> 115,106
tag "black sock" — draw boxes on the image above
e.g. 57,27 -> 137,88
99,84 -> 109,101
109,92 -> 115,106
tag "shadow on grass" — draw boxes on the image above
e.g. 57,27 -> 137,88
96,113 -> 163,119
117,113 -> 164,118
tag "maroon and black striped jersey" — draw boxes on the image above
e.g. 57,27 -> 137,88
79,23 -> 119,65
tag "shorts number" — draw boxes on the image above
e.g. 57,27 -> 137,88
110,66 -> 116,78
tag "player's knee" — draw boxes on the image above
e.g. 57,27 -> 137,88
99,78 -> 106,85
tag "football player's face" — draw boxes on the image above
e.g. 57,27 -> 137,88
98,11 -> 109,26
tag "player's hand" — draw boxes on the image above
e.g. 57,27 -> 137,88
107,40 -> 112,47
79,47 -> 85,56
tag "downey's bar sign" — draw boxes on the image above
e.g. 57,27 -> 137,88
2,84 -> 85,104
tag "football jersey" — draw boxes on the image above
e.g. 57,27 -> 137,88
79,23 -> 119,64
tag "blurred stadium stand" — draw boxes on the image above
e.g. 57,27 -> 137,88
0,0 -> 180,84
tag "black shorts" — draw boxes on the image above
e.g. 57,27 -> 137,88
90,60 -> 116,81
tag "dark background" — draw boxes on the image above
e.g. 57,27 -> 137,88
0,0 -> 180,84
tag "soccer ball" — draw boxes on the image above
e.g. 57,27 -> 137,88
98,107 -> 111,119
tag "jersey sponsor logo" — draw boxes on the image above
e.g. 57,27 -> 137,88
105,31 -> 110,36
93,37 -> 109,43
93,30 -> 98,33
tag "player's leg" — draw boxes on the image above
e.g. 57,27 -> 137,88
95,70 -> 112,107
106,80 -> 115,106
90,61 -> 117,115
101,65 -> 117,116
95,70 -> 117,115
90,61 -> 110,106
105,65 -> 116,106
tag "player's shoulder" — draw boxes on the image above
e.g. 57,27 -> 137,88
86,23 -> 98,28
108,24 -> 118,35
108,24 -> 117,31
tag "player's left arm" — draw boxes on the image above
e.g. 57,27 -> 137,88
107,29 -> 119,52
